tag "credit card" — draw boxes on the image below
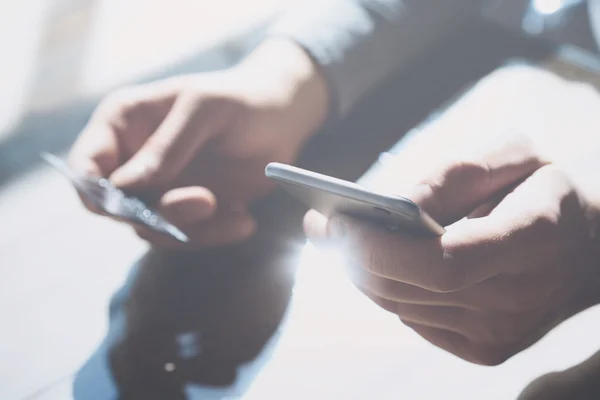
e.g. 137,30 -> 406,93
41,152 -> 189,243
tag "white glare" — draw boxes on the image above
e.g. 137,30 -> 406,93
164,362 -> 176,372
533,0 -> 565,15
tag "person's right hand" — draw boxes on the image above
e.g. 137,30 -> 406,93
518,349 -> 600,399
305,134 -> 600,365
68,39 -> 330,249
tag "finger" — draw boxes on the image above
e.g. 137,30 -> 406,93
350,267 -> 473,307
394,303 -> 468,336
157,186 -> 217,226
308,136 -> 544,236
437,188 -> 558,289
69,121 -> 121,178
359,288 -> 399,314
403,323 -> 478,363
404,134 -> 547,226
467,198 -> 500,219
329,216 -> 459,292
518,374 -> 573,400
354,277 -> 468,335
135,210 -> 256,249
358,280 -> 507,365
330,208 -> 536,292
303,209 -> 327,239
360,290 -> 467,336
353,266 -> 547,312
68,82 -> 180,210
335,167 -> 567,291
68,80 -> 179,177
110,94 -> 233,189
68,122 -> 122,214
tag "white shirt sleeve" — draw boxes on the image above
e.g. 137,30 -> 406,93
268,0 -> 481,118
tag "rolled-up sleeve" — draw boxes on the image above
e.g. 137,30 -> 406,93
269,0 -> 480,118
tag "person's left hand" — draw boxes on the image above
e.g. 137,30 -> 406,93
305,136 -> 600,365
68,39 -> 330,249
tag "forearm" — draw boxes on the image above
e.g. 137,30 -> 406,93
269,0 -> 482,118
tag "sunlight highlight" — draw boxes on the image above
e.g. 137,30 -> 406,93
532,0 -> 567,15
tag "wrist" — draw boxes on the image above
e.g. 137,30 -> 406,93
236,38 -> 331,137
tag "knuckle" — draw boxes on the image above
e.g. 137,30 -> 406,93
441,159 -> 490,187
100,88 -> 137,113
414,179 -> 443,218
142,157 -> 172,185
199,91 -> 241,116
417,159 -> 490,219
176,87 -> 240,126
530,210 -> 559,238
127,150 -> 173,186
372,277 -> 403,300
399,318 -> 418,330
515,134 -> 547,165
467,313 -> 518,345
427,271 -> 465,293
418,161 -> 478,193
177,87 -> 203,104
469,346 -> 513,366
95,88 -> 147,126
527,166 -> 582,239
365,247 -> 395,278
427,252 -> 467,293
179,86 -> 226,108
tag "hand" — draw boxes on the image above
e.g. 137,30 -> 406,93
305,135 -> 600,365
69,38 -> 330,249
518,349 -> 600,399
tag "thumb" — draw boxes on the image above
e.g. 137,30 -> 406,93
405,136 -> 548,226
110,94 -> 230,189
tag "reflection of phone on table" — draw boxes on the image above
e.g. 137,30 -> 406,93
265,163 -> 445,237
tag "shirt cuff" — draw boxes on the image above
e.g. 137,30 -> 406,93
268,0 -> 410,119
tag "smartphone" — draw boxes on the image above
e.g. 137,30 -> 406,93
265,162 -> 445,237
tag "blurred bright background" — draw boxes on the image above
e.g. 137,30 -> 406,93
0,0 -> 286,135
0,1 -> 286,398
4,1 -> 600,399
